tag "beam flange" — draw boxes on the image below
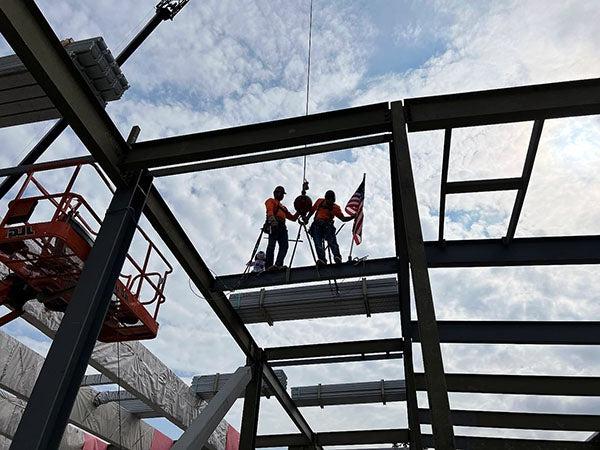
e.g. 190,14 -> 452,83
404,77 -> 600,131
265,338 -> 403,361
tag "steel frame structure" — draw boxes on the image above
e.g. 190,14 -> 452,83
0,1 -> 599,449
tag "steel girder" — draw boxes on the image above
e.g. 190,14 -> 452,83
403,77 -> 600,131
125,103 -> 392,169
216,234 -> 600,289
413,321 -> 600,345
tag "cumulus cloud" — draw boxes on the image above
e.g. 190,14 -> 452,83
0,0 -> 599,442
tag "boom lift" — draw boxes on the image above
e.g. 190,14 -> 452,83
0,159 -> 172,342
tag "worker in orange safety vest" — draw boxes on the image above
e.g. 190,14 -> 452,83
305,190 -> 355,265
264,185 -> 298,270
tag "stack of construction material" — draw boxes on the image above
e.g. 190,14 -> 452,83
191,370 -> 288,400
291,379 -> 406,407
228,277 -> 399,324
0,37 -> 128,128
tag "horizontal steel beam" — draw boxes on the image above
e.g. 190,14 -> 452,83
404,77 -> 600,131
270,352 -> 403,367
256,429 -> 410,447
265,338 -> 403,361
150,134 -> 391,176
216,235 -> 600,289
125,103 -> 392,169
428,435 -> 599,450
0,155 -> 95,177
413,321 -> 600,345
445,177 -> 522,194
415,373 -> 600,396
418,408 -> 600,431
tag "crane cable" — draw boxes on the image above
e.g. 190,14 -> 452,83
302,0 -> 313,184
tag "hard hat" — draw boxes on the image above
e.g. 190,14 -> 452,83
274,185 -> 286,194
325,190 -> 336,202
255,251 -> 266,260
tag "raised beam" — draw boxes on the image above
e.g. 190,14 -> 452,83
444,177 -> 522,194
0,330 -> 155,448
216,235 -> 600,289
265,338 -> 403,362
404,77 -> 600,131
150,134 -> 391,176
174,367 -> 252,450
418,409 -> 600,431
291,380 -> 406,407
0,1 -> 313,446
256,429 -> 410,447
415,373 -> 600,396
413,321 -> 600,345
124,103 -> 391,169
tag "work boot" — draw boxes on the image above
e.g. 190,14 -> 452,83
267,265 -> 279,272
334,256 -> 342,264
316,259 -> 326,266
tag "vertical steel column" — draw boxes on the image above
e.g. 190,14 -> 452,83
438,129 -> 451,242
390,141 -> 422,449
10,171 -> 153,450
505,120 -> 544,242
389,101 -> 455,449
239,359 -> 263,450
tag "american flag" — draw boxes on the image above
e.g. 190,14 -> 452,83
345,174 -> 365,245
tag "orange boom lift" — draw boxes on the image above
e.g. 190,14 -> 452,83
0,158 -> 172,342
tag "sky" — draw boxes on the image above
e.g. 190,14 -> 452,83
1,0 -> 600,446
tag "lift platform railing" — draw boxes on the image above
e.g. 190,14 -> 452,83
0,159 -> 172,341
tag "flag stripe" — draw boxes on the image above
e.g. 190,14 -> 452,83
345,177 -> 365,245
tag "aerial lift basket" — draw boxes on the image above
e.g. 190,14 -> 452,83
0,159 -> 172,342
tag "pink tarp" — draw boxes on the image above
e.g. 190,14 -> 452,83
151,429 -> 174,450
83,433 -> 108,450
226,425 -> 240,450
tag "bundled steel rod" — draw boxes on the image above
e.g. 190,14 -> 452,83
292,380 -> 406,407
229,277 -> 398,323
191,370 -> 287,400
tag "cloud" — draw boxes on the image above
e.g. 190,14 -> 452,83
0,0 -> 599,442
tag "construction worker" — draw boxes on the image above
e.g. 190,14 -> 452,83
305,190 -> 355,264
264,186 -> 298,270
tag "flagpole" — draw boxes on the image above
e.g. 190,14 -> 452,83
347,173 -> 365,261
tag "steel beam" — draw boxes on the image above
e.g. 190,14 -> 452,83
404,77 -> 600,131
124,103 -> 391,169
292,380 -> 406,407
413,321 -> 600,345
270,353 -> 403,367
150,134 -> 392,176
239,362 -> 263,450
418,409 -> 600,431
173,367 -> 252,450
426,435 -> 598,450
505,120 -> 544,241
265,338 -> 403,361
10,171 -> 152,450
438,128 -> 451,242
415,373 -> 600,396
390,101 -> 454,449
217,235 -> 600,289
256,429 -> 410,447
389,134 -> 422,448
444,177 -> 522,194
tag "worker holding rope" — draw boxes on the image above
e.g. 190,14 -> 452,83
264,185 -> 299,271
304,190 -> 355,265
